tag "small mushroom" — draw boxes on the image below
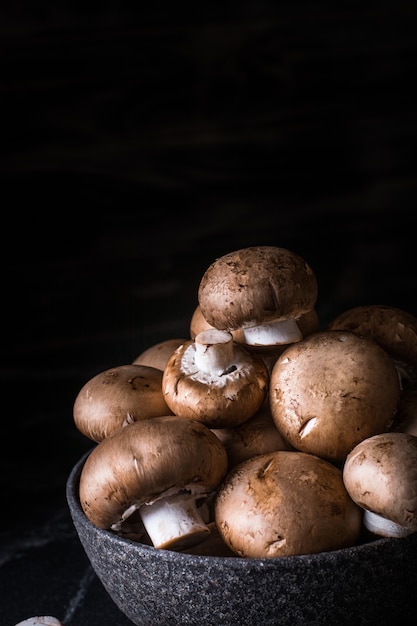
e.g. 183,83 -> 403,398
327,304 -> 417,388
343,431 -> 417,538
79,415 -> 228,550
198,246 -> 318,347
73,364 -> 172,442
162,328 -> 269,428
132,337 -> 187,371
269,330 -> 401,464
211,400 -> 292,469
215,450 -> 362,558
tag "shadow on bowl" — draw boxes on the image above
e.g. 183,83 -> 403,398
66,451 -> 417,626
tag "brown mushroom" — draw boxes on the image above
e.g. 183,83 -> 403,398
327,304 -> 417,388
211,399 -> 292,469
215,450 -> 362,558
269,330 -> 401,464
162,329 -> 269,428
132,338 -> 187,371
198,246 -> 318,347
343,432 -> 417,537
73,364 -> 172,442
79,415 -> 228,550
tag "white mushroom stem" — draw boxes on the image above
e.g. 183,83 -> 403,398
363,509 -> 415,538
194,329 -> 235,376
139,492 -> 211,550
241,319 -> 303,346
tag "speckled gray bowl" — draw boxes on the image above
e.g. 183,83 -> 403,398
67,452 -> 417,626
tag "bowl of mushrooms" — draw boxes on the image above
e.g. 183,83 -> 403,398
67,246 -> 417,626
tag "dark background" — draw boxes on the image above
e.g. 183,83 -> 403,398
1,2 -> 416,624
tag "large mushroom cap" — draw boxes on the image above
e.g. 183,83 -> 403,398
198,246 -> 318,331
73,364 -> 172,442
215,450 -> 362,558
343,432 -> 417,535
269,330 -> 401,464
327,304 -> 417,386
79,415 -> 228,532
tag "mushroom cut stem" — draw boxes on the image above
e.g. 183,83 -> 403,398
242,319 -> 303,346
139,492 -> 211,550
194,329 -> 235,376
363,510 -> 416,539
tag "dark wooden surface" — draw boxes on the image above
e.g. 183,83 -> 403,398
1,2 -> 417,624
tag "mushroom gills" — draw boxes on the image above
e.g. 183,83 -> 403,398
139,492 -> 211,550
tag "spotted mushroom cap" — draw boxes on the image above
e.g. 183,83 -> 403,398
269,330 -> 401,464
79,415 -> 228,530
327,304 -> 417,386
73,364 -> 172,442
198,246 -> 318,331
215,450 -> 362,558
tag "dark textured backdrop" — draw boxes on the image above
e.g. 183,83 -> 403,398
1,2 -> 417,624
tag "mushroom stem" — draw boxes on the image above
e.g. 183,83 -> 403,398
194,329 -> 235,376
139,493 -> 211,550
242,319 -> 303,346
363,510 -> 415,538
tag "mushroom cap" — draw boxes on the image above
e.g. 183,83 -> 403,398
132,338 -> 187,371
327,304 -> 417,385
73,364 -> 172,442
79,415 -> 228,530
198,246 -> 318,331
343,432 -> 417,531
211,400 -> 292,468
215,450 -> 362,558
162,336 -> 269,428
269,330 -> 401,464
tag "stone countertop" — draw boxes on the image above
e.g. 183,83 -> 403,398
1,3 -> 417,625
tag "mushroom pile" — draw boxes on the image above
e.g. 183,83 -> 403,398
73,245 -> 417,558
